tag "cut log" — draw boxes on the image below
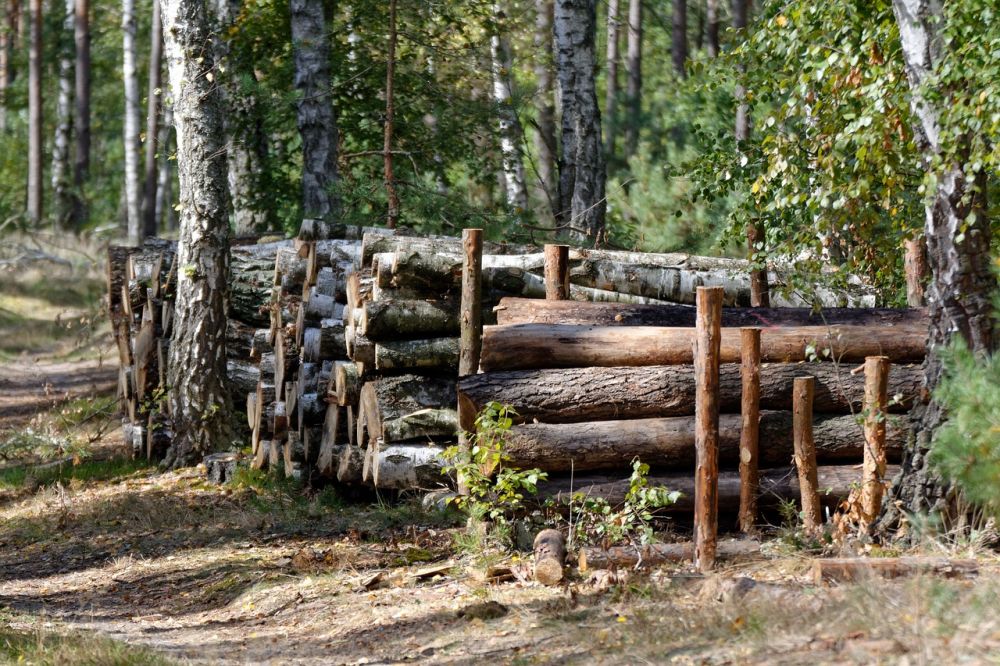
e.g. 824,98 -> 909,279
272,401 -> 289,441
358,375 -> 458,447
284,432 -> 305,470
230,241 -> 288,326
537,464 -> 900,513
532,529 -> 566,585
360,298 -> 461,340
337,445 -> 366,483
226,359 -> 260,399
301,318 -> 347,362
297,393 -> 325,427
316,405 -> 347,477
793,376 -> 822,530
204,452 -> 241,484
457,363 -> 922,424
579,540 -> 761,571
333,361 -> 360,406
370,443 -> 448,490
375,337 -> 460,371
812,558 -> 978,584
494,297 -> 928,328
252,439 -> 271,470
694,286 -> 723,573
479,324 -> 926,371
360,231 -> 534,268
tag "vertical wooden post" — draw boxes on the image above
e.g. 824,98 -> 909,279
792,376 -> 822,530
738,327 -> 761,533
694,286 -> 723,572
544,244 -> 570,300
861,356 -> 890,532
903,237 -> 927,307
457,228 -> 483,495
459,229 -> 484,376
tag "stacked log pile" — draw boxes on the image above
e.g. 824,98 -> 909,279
459,297 -> 929,515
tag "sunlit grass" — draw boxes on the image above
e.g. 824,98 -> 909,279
0,622 -> 174,665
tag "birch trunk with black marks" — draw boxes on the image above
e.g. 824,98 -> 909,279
554,0 -> 605,244
26,0 -> 41,223
491,3 -> 529,213
883,0 -> 997,527
123,0 -> 143,244
162,0 -> 233,467
623,0 -> 641,158
291,0 -> 339,224
51,0 -> 74,229
532,0 -> 558,217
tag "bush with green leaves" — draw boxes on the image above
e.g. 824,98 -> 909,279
930,342 -> 1000,515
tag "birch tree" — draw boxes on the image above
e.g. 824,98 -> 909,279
141,0 -> 162,238
161,0 -> 233,467
532,0 -> 557,217
123,0 -> 142,243
623,0 -> 641,158
554,0 -> 605,243
672,0 -> 687,77
490,3 -> 528,213
51,0 -> 74,228
603,0 -> 620,160
73,0 -> 90,227
26,0 -> 41,223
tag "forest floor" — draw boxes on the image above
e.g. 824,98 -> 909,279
1,239 -> 999,664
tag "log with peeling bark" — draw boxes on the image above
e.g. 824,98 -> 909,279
537,464 -> 899,512
360,298 -> 460,340
812,558 -> 979,583
479,324 -> 926,371
500,412 -> 902,473
360,231 -> 535,268
494,297 -> 928,328
374,337 -> 460,371
457,363 -> 921,423
337,444 -> 366,483
369,442 -> 448,490
357,375 -> 458,448
301,318 -> 346,362
579,540 -> 761,571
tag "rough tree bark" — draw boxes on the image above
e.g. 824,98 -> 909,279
554,0 -> 606,243
162,0 -> 233,467
382,0 -> 399,228
123,0 -> 143,244
706,0 -> 719,57
532,0 -> 558,218
882,0 -> 997,527
0,0 -> 13,132
603,0 -> 620,160
623,0 -> 641,158
672,0 -> 687,77
155,96 -> 176,230
291,0 -> 339,225
26,0 -> 41,223
490,2 -> 529,213
142,0 -> 162,238
51,0 -> 75,229
72,0 -> 90,228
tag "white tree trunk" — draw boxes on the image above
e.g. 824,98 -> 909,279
623,0 -> 641,157
123,0 -> 142,243
51,0 -> 74,228
532,0 -> 557,217
490,3 -> 528,213
162,0 -> 233,466
554,0 -> 606,244
26,0 -> 42,223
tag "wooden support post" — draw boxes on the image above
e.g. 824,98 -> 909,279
458,228 -> 483,495
861,356 -> 889,532
543,244 -> 570,300
694,286 -> 723,572
738,327 -> 761,533
792,376 -> 822,530
903,237 -> 927,307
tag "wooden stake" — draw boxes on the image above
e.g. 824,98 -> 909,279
792,376 -> 822,530
694,286 -> 723,572
903,237 -> 927,307
860,356 -> 889,532
738,327 -> 761,533
459,228 -> 483,376
543,244 -> 570,300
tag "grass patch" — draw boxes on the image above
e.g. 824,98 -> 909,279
0,458 -> 153,493
0,623 -> 174,665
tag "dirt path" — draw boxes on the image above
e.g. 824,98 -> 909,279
0,358 -> 117,427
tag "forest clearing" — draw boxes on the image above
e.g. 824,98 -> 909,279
3,0 -> 1000,663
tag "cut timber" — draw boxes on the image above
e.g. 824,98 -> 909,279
694,286 -> 723,573
358,375 -> 457,447
494,297 -> 927,328
537,464 -> 900,512
579,540 -> 761,571
457,363 -> 922,423
226,359 -> 260,399
533,529 -> 566,585
297,393 -> 324,427
230,241 -> 288,326
739,328 -> 762,533
812,558 -> 978,584
479,324 -> 926,371
361,298 -> 460,341
861,356 -> 890,532
316,404 -> 346,476
360,230 -> 534,268
371,443 -> 447,490
374,337 -> 459,371
204,452 -> 240,484
337,445 -> 365,483
252,440 -> 272,470
793,376 -> 822,530
301,318 -> 346,362
333,361 -> 360,406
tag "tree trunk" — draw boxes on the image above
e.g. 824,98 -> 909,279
532,0 -> 558,218
290,0 -> 339,223
361,298 -> 460,341
883,0 -> 997,526
479,323 -> 926,371
458,362 -> 922,424
156,94 -> 175,230
603,0 -> 620,161
904,236 -> 927,307
51,0 -> 74,229
123,0 -> 142,244
623,0 -> 641,158
142,0 -> 162,238
26,0 -> 41,223
554,0 -> 606,243
357,374 -> 457,447
162,0 -> 233,467
72,0 -> 90,228
0,0 -> 11,132
705,0 -> 719,57
490,2 -> 529,213
382,0 -> 399,228
671,0 -> 687,77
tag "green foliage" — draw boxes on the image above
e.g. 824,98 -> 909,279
567,459 -> 680,549
930,342 -> 1000,516
442,402 -> 546,543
